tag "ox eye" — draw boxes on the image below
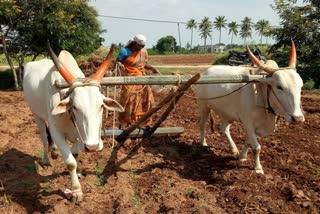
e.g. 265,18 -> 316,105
277,85 -> 283,90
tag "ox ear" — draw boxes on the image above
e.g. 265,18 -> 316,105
102,96 -> 124,112
52,97 -> 71,115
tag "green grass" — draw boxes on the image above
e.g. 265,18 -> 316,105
26,163 -> 39,173
131,194 -> 142,209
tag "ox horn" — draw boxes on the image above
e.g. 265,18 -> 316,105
246,46 -> 274,74
288,40 -> 296,68
91,44 -> 116,82
47,41 -> 75,84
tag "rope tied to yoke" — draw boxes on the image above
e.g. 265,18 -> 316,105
67,78 -> 102,95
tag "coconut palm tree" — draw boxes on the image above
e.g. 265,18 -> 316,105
186,19 -> 197,49
198,16 -> 212,52
240,16 -> 253,44
228,21 -> 239,46
213,16 -> 227,45
255,19 -> 270,44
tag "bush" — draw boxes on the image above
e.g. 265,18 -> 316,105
0,69 -> 14,90
213,53 -> 229,65
303,79 -> 315,90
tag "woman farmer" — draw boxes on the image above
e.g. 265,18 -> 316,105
117,34 -> 159,128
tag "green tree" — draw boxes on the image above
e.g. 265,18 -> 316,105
0,0 -> 103,89
255,19 -> 270,44
186,19 -> 197,49
155,36 -> 177,53
240,16 -> 253,44
213,16 -> 227,44
198,16 -> 212,52
228,21 -> 239,46
271,0 -> 320,88
0,1 -> 22,90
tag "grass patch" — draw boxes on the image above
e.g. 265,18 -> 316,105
185,188 -> 195,198
43,178 -> 53,192
131,194 -> 142,209
95,175 -> 105,186
37,150 -> 43,159
26,163 -> 39,173
94,162 -> 105,186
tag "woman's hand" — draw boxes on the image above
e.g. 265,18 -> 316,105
145,64 -> 160,74
149,66 -> 161,74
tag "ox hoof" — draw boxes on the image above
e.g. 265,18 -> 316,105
239,158 -> 247,162
71,192 -> 83,203
232,151 -> 240,157
40,159 -> 51,168
51,151 -> 59,160
255,169 -> 264,174
64,189 -> 83,203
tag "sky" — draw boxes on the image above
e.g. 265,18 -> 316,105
88,0 -> 281,48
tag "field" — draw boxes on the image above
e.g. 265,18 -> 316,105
0,54 -> 320,213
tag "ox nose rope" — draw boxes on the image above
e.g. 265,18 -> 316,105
69,109 -> 86,146
67,79 -> 102,148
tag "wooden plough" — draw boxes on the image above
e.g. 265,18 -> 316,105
55,73 -> 263,142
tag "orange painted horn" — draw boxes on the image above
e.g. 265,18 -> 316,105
91,44 -> 116,82
246,46 -> 273,73
47,41 -> 75,84
288,40 -> 296,68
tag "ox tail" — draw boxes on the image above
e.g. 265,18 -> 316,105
209,110 -> 215,133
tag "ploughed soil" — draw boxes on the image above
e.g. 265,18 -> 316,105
149,54 -> 216,65
0,53 -> 319,213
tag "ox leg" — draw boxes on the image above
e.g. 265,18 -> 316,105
49,124 -> 83,202
244,129 -> 264,174
220,120 -> 239,156
239,144 -> 250,162
33,116 -> 51,166
199,104 -> 210,146
46,125 -> 59,160
70,142 -> 85,178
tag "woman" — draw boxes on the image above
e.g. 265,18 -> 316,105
117,34 -> 159,128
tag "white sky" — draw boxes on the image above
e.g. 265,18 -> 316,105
89,0 -> 280,48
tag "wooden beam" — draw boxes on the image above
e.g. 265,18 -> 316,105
55,74 -> 263,88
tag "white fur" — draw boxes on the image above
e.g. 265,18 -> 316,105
23,51 -> 123,202
194,62 -> 304,174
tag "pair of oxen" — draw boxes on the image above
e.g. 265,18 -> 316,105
23,41 -> 304,202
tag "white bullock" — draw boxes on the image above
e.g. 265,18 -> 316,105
194,41 -> 304,174
23,43 -> 124,202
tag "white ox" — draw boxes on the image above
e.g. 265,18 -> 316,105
23,44 -> 124,202
194,41 -> 304,174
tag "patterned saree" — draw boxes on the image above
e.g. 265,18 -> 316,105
118,49 -> 154,127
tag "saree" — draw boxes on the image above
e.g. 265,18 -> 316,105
118,49 -> 154,127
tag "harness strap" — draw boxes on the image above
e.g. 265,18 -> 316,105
67,79 -> 102,95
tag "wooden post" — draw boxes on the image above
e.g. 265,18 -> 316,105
116,73 -> 201,142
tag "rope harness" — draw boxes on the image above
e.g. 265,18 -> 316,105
66,79 -> 102,146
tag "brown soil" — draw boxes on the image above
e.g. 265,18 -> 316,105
0,89 -> 319,214
0,54 -> 319,213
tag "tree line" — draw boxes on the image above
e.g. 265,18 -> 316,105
1,0 -> 320,89
186,16 -> 272,49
